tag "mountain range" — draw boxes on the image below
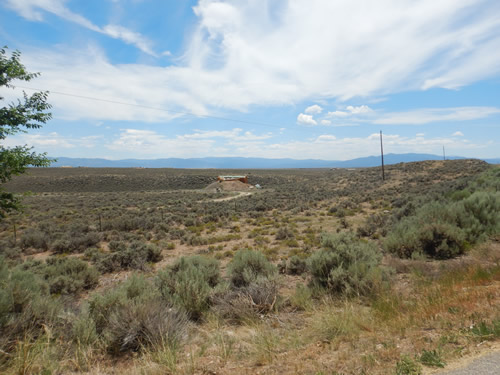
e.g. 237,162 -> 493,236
49,154 -> 500,169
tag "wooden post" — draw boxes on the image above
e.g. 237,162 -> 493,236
98,214 -> 102,232
380,130 -> 385,181
13,222 -> 17,243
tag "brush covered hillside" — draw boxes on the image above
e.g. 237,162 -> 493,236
0,159 -> 499,374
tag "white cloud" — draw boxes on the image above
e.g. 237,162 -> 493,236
346,105 -> 372,114
297,113 -> 317,126
305,104 -> 323,114
181,128 -> 272,141
374,107 -> 500,125
107,129 -> 215,158
101,25 -> 156,56
5,0 -> 156,55
2,131 -> 102,152
106,127 -> 273,158
326,105 -> 372,118
327,111 -> 349,117
233,133 -> 483,160
7,47 -> 191,122
5,0 -> 500,119
320,119 -> 332,125
184,0 -> 500,104
452,131 -> 464,137
316,135 -> 336,141
22,132 -> 74,148
8,127 -> 489,160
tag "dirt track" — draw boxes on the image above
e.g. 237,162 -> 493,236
210,191 -> 253,202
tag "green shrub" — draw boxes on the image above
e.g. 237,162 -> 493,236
85,274 -> 187,354
457,192 -> 499,242
105,299 -> 187,354
275,227 -> 294,240
289,283 -> 313,310
385,192 -> 499,259
87,287 -> 126,335
308,232 -> 385,296
19,228 -> 49,251
395,355 -> 422,375
213,278 -> 279,323
227,249 -> 276,287
52,232 -> 101,254
469,319 -> 500,340
0,258 -> 61,353
71,313 -> 99,348
287,255 -> 307,275
419,349 -> 445,368
92,241 -> 162,273
18,257 -> 99,295
156,256 -> 220,320
169,255 -> 220,287
44,257 -> 99,294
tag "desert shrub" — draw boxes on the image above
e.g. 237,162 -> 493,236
385,192 -> 499,259
88,287 -> 127,336
105,299 -> 187,354
86,274 -> 187,354
71,313 -> 99,348
227,249 -> 277,287
43,257 -> 99,294
395,355 -> 422,375
419,349 -> 446,368
456,191 -> 499,242
0,241 -> 22,260
468,166 -> 500,192
289,283 -> 313,310
92,241 -> 162,273
275,227 -> 294,240
19,228 -> 49,251
108,240 -> 126,252
169,255 -> 220,287
120,241 -> 162,268
0,258 -> 61,353
385,219 -> 467,260
52,232 -> 101,254
308,232 -> 385,296
286,255 -> 307,275
212,278 -> 279,323
156,256 -> 220,320
17,257 -> 99,295
357,213 -> 389,238
469,319 -> 500,340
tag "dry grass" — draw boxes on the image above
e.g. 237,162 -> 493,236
1,161 -> 498,374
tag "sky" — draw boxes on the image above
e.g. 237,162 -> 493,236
1,0 -> 499,161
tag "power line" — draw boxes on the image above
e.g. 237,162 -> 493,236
14,85 -> 295,132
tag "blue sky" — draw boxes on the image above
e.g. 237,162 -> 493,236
1,0 -> 499,160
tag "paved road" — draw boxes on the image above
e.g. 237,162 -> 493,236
435,351 -> 500,375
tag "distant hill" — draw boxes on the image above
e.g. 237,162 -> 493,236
49,154 -> 499,169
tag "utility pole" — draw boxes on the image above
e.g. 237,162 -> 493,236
380,130 -> 385,181
443,145 -> 446,161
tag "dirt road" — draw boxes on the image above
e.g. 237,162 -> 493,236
428,348 -> 500,375
210,191 -> 252,202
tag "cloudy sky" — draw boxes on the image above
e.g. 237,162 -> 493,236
1,0 -> 499,160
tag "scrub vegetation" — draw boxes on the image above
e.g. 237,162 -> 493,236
0,159 -> 498,374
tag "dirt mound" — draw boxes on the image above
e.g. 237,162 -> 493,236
205,180 -> 252,192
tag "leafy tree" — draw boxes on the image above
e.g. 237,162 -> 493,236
0,47 -> 52,217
